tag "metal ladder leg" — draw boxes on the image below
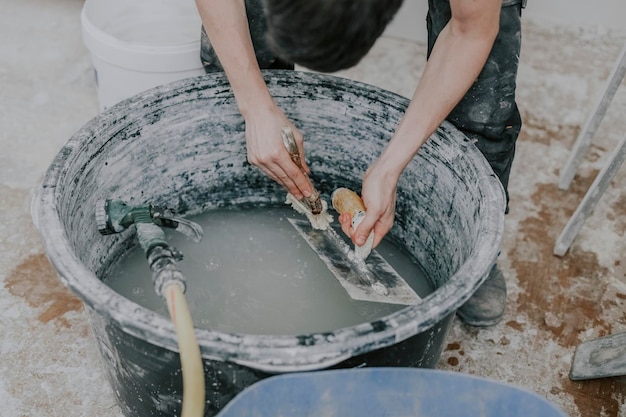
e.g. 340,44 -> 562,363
558,42 -> 626,190
554,133 -> 626,256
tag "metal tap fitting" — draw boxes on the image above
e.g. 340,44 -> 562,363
96,199 -> 203,296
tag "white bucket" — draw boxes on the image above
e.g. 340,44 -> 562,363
81,0 -> 206,111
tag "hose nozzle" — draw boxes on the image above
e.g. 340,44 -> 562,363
96,199 -> 204,296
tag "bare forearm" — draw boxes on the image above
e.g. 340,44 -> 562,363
195,0 -> 314,199
378,0 -> 501,179
195,0 -> 274,115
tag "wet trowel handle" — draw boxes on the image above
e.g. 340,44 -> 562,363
281,126 -> 306,171
331,188 -> 374,259
332,188 -> 366,218
281,127 -> 324,215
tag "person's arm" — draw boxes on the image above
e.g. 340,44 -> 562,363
195,0 -> 313,200
341,0 -> 501,247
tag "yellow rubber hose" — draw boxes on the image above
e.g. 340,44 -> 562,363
165,283 -> 205,417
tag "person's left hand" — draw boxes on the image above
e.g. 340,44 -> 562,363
338,160 -> 398,249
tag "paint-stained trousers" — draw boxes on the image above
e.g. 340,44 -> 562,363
200,0 -> 293,71
200,0 -> 524,210
428,0 -> 525,211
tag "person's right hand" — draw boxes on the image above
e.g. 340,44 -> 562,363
243,104 -> 314,200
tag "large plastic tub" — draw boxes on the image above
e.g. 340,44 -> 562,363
33,71 -> 506,416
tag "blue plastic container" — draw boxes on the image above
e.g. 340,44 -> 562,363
216,368 -> 567,417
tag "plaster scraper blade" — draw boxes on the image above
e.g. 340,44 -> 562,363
569,332 -> 626,380
288,218 -> 422,305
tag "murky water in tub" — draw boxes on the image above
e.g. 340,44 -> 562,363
105,207 -> 434,335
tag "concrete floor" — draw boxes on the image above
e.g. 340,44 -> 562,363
2,1 -> 626,416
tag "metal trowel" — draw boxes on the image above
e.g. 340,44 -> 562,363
279,128 -> 419,305
288,185 -> 421,306
569,332 -> 626,380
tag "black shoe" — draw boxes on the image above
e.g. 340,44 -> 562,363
456,264 -> 507,327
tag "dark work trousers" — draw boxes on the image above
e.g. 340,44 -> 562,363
200,0 -> 293,72
427,0 -> 524,212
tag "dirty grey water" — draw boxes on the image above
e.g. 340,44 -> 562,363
105,206 -> 433,335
